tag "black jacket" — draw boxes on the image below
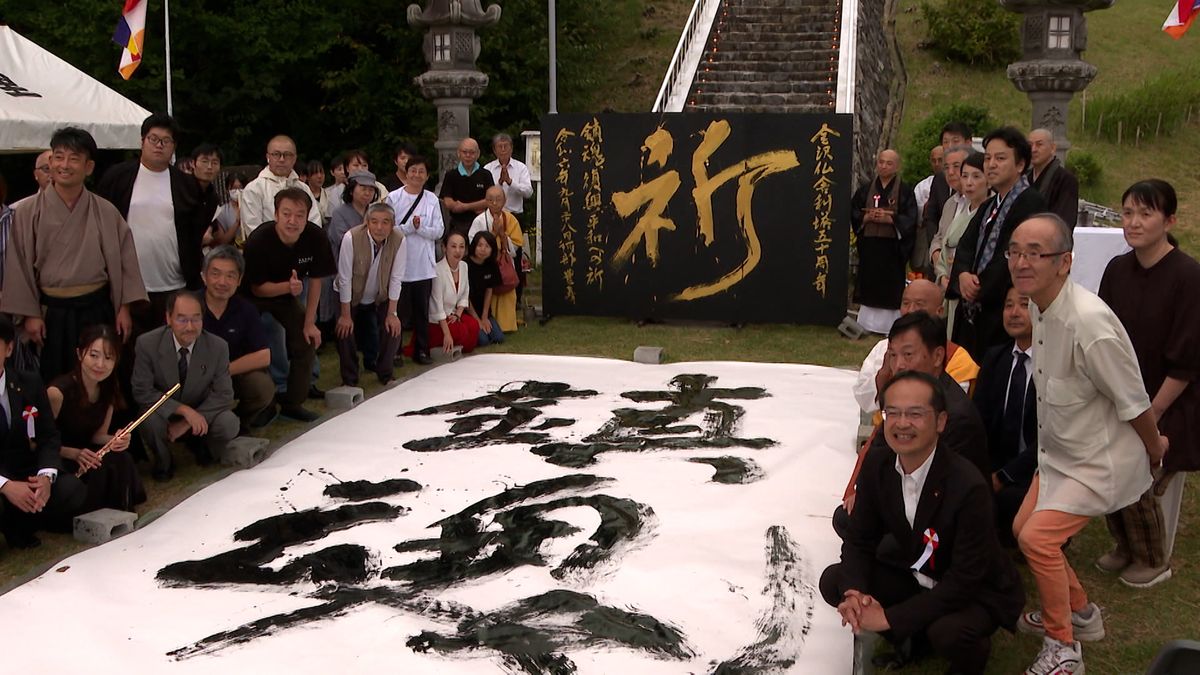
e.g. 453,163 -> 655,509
869,372 -> 991,482
0,369 -> 62,479
947,188 -> 1047,360
95,161 -> 217,290
974,342 -> 1038,487
838,443 -> 1025,639
1029,158 -> 1079,229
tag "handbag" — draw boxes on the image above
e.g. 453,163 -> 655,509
496,248 -> 519,294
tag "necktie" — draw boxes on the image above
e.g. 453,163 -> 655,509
1004,352 -> 1028,451
178,347 -> 189,387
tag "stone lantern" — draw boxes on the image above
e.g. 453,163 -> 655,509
407,0 -> 502,180
1001,0 -> 1113,159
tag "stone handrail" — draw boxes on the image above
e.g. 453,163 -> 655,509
652,0 -> 723,112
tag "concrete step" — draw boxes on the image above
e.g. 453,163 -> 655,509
695,67 -> 832,84
708,48 -> 837,63
686,101 -> 835,113
711,38 -> 835,52
692,80 -> 831,95
689,91 -> 833,106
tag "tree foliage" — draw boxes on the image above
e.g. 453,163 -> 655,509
3,0 -> 636,172
901,103 -> 995,186
921,0 -> 1021,68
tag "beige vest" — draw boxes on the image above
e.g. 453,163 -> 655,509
348,224 -> 403,307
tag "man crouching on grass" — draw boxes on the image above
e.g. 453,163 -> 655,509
820,370 -> 1024,674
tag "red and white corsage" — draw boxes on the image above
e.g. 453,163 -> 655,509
22,406 -> 38,439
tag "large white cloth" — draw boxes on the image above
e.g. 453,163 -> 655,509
484,158 -> 534,214
913,174 -> 934,215
387,188 -> 444,282
1031,281 -> 1153,516
239,167 -> 322,237
127,164 -> 184,292
1070,226 -> 1131,294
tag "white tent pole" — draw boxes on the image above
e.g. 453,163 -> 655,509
164,0 -> 174,117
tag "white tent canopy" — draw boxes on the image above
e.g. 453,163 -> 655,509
0,25 -> 151,153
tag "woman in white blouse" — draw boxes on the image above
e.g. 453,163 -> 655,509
426,232 -> 480,354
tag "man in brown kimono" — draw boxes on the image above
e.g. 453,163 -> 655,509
1,127 -> 147,381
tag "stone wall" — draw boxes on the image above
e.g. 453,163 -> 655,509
852,0 -> 907,188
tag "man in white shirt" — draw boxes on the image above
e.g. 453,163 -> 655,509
387,156 -> 444,365
1008,213 -> 1166,675
484,133 -> 534,217
913,145 -> 942,216
96,114 -> 215,327
334,203 -> 405,386
239,135 -> 322,237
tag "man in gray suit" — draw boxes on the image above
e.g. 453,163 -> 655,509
132,290 -> 239,481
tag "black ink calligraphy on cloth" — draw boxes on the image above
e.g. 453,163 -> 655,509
156,473 -> 689,673
531,374 -> 776,471
400,380 -> 599,452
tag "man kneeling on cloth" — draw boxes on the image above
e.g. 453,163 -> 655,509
821,370 -> 1024,674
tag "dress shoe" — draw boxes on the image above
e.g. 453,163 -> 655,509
280,404 -> 320,423
152,466 -> 175,482
414,353 -> 434,366
308,385 -> 325,400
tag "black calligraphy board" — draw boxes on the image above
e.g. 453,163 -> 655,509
541,113 -> 852,324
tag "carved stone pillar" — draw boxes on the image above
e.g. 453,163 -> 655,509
408,0 -> 502,180
1000,0 -> 1113,159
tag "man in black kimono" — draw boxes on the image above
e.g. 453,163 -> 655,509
821,370 -> 1024,674
1027,129 -> 1079,229
851,149 -> 919,334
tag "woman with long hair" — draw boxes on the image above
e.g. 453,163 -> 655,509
47,324 -> 146,512
426,232 -> 479,354
466,231 -> 504,346
1096,179 -> 1200,588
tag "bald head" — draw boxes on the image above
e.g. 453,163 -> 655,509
900,279 -> 945,317
1028,128 -> 1056,173
876,149 -> 900,181
458,137 -> 481,171
34,150 -> 52,190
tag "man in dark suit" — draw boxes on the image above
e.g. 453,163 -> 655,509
132,291 -> 239,481
973,287 -> 1038,543
917,122 -> 972,278
1027,129 -> 1079,229
947,127 -> 1047,361
0,316 -> 85,548
821,370 -> 1025,674
836,311 -> 990,539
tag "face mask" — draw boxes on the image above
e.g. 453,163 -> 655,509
228,188 -> 241,202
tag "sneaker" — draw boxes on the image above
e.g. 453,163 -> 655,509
1025,637 -> 1084,675
1119,562 -> 1172,588
279,404 -> 320,423
1017,602 -> 1105,641
1095,547 -> 1130,573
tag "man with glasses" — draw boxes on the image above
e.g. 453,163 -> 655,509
31,150 -> 51,193
240,135 -> 322,233
837,311 -> 990,537
2,128 -> 147,381
947,127 -> 1047,361
1006,214 -> 1165,675
132,290 -> 239,481
97,114 -> 215,329
821,369 -> 1025,674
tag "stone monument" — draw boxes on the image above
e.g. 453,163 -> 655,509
1001,0 -> 1113,159
408,0 -> 502,180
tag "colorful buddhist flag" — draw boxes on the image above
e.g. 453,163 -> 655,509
1163,0 -> 1200,39
112,0 -> 146,79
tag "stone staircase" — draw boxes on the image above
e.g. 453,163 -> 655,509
686,0 -> 841,113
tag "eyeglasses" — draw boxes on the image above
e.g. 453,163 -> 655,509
882,407 -> 934,422
268,151 -> 297,160
1004,249 -> 1069,263
145,134 -> 175,148
35,165 -> 50,173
